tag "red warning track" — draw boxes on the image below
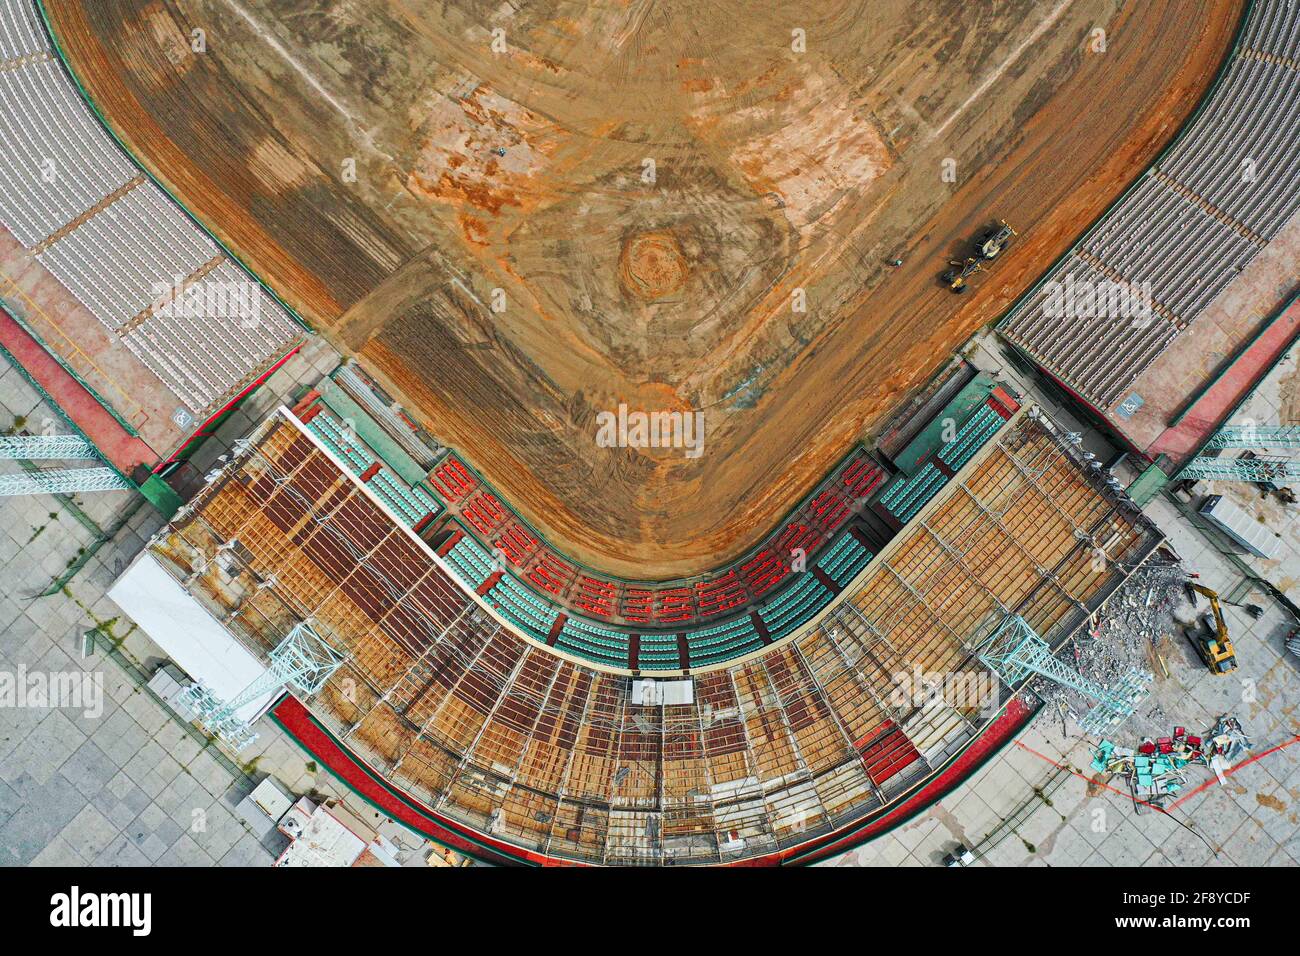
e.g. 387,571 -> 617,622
271,693 -> 1038,867
0,304 -> 157,474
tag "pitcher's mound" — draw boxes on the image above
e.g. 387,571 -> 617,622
619,232 -> 688,302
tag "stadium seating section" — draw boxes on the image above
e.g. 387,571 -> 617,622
286,358 -> 1020,672
876,390 -> 1019,526
271,362 -> 1024,672
0,0 -> 301,415
1001,0 -> 1300,410
426,445 -> 886,629
299,404 -> 441,529
437,512 -> 878,670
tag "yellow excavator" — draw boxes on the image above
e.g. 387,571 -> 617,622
1185,583 -> 1237,675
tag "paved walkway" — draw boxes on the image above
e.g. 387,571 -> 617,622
826,494 -> 1300,867
1148,296 -> 1300,461
0,340 -> 437,868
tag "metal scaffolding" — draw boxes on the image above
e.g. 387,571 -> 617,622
1204,425 -> 1300,449
978,614 -> 1151,735
0,467 -> 131,496
181,621 -> 346,752
0,432 -> 130,497
153,409 -> 1160,863
1179,456 -> 1300,482
0,434 -> 101,460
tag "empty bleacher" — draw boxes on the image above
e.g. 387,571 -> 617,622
875,384 -> 1018,526
936,402 -> 1007,471
0,0 -> 46,62
429,454 -> 478,501
1002,0 -> 1300,410
685,617 -> 764,668
878,463 -> 947,523
437,516 -> 878,672
816,531 -> 874,588
759,572 -> 831,636
556,619 -> 636,669
0,58 -> 136,245
301,406 -> 440,529
487,574 -> 560,642
332,361 -> 443,470
122,260 -> 301,412
389,440 -> 904,672
0,3 -> 301,417
423,446 -> 887,635
442,530 -> 494,590
36,181 -> 219,328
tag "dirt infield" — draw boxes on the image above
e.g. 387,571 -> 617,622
45,0 -> 1241,577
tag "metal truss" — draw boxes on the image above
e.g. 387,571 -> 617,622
0,467 -> 130,496
181,621 -> 346,752
978,614 -> 1150,734
1204,425 -> 1300,449
0,434 -> 100,460
1179,456 -> 1300,482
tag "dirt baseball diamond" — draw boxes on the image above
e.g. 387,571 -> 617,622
45,0 -> 1241,577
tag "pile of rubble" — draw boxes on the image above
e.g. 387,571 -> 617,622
1028,560 -> 1186,733
1081,561 -> 1188,678
1090,716 -> 1252,807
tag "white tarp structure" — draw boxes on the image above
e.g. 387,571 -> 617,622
631,679 -> 694,706
108,552 -> 275,721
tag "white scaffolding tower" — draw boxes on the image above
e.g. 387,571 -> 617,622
1179,456 -> 1300,482
181,621 -> 346,752
0,434 -> 101,459
1203,425 -> 1300,449
1181,423 -> 1300,484
0,467 -> 132,496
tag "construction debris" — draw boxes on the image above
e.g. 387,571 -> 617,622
1029,560 -> 1185,733
1204,714 -> 1253,783
1090,715 -> 1252,807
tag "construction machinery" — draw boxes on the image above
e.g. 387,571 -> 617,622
977,220 -> 1017,259
943,220 -> 1016,292
1184,583 -> 1237,674
942,257 -> 984,293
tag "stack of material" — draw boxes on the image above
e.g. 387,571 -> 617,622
1202,714 -> 1252,785
1286,625 -> 1300,660
1091,715 -> 1250,806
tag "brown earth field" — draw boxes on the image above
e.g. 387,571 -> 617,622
46,0 -> 1242,578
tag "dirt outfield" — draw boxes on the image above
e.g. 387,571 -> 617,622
45,0 -> 1241,577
